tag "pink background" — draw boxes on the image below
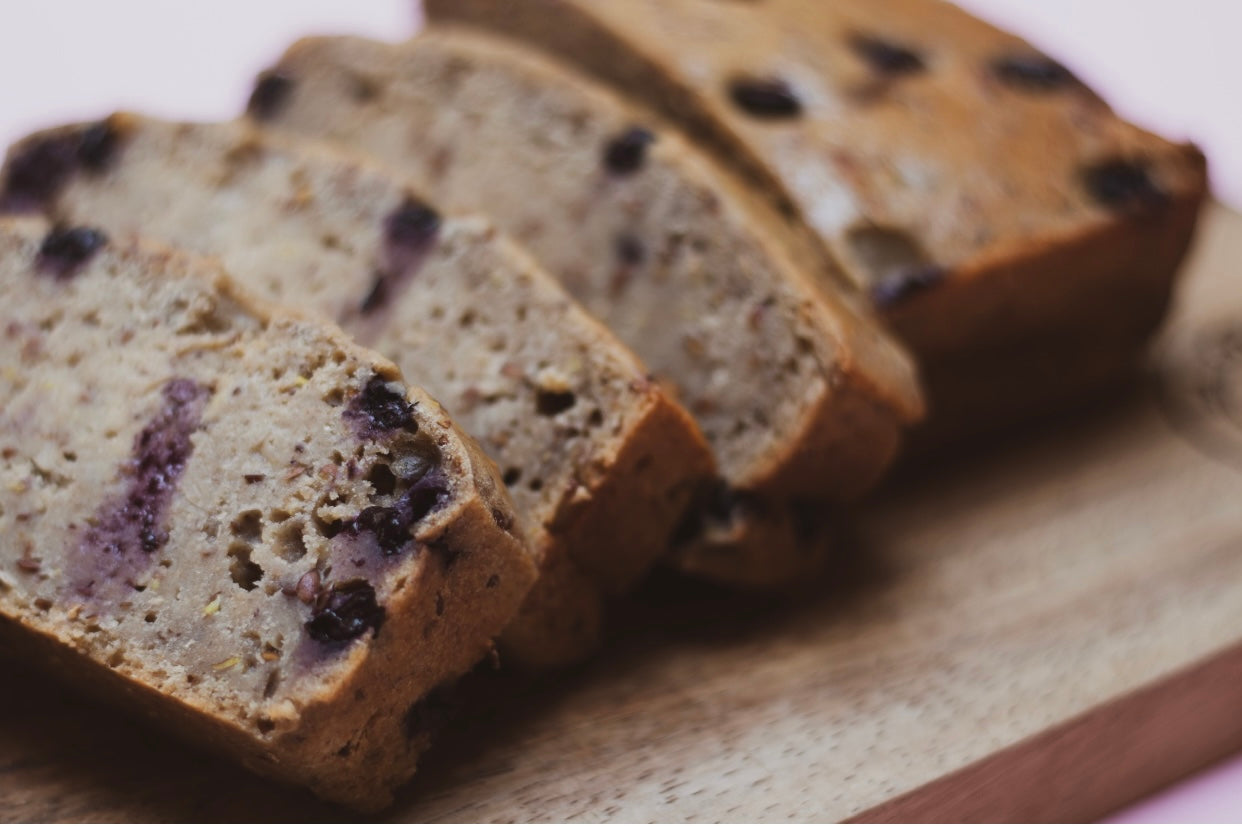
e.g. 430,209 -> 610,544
1,1 -> 1239,820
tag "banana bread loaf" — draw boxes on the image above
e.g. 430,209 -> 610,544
0,114 -> 714,662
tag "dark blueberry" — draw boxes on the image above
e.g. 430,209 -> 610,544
0,121 -> 122,211
728,77 -> 803,118
247,70 -> 295,120
603,126 -> 657,175
357,201 -> 440,316
351,506 -> 412,555
404,474 -> 450,523
614,233 -> 647,266
359,272 -> 389,316
344,452 -> 445,557
848,33 -> 926,76
345,375 -> 418,435
1081,159 -> 1169,212
76,120 -> 121,171
306,579 -> 385,643
37,226 -> 108,279
139,527 -> 166,553
370,198 -> 441,306
991,53 -> 1079,92
868,265 -> 947,309
385,197 -> 441,252
2,135 -> 79,210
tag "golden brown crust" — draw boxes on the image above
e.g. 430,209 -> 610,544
554,382 -> 717,590
427,0 -> 1210,447
497,549 -> 605,668
748,365 -> 906,503
885,146 -> 1207,361
502,375 -> 715,664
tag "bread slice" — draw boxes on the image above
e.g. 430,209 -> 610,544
0,215 -> 535,808
0,114 -> 714,661
247,30 -> 924,586
426,0 -> 1209,447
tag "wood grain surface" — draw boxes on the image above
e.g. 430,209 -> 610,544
2,205 -> 1241,822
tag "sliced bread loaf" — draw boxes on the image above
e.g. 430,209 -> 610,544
0,114 -> 714,662
426,0 -> 1209,446
0,216 -> 534,808
246,30 -> 924,586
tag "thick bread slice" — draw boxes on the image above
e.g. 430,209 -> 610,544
0,216 -> 535,808
1,114 -> 714,662
248,31 -> 924,586
427,0 -> 1209,447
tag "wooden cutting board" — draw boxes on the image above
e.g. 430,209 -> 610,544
3,205 -> 1241,823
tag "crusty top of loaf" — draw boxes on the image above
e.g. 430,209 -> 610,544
428,0 -> 1208,298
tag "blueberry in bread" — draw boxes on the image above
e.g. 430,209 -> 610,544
426,0 -> 1209,447
0,216 -> 536,808
247,30 -> 925,587
1,114 -> 715,659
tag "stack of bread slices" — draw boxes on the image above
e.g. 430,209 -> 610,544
0,0 -> 1207,810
